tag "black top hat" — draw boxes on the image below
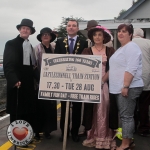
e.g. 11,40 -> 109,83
16,18 -> 36,34
37,27 -> 56,42
85,20 -> 99,30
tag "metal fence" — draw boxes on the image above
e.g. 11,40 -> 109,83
0,79 -> 6,111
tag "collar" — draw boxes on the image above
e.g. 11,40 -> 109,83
41,43 -> 50,49
17,35 -> 26,42
133,36 -> 142,38
67,35 -> 78,42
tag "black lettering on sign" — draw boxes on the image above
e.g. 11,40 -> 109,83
84,84 -> 94,91
79,94 -> 89,100
90,95 -> 99,100
41,92 -> 51,97
65,83 -> 74,90
76,83 -> 82,90
70,94 -> 78,99
47,82 -> 52,88
53,82 -> 60,89
75,58 -> 82,62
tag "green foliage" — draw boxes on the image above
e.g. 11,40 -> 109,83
57,16 -> 86,40
117,0 -> 140,18
117,9 -> 127,18
133,0 -> 140,4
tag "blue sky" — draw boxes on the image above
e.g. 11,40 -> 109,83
0,0 -> 133,55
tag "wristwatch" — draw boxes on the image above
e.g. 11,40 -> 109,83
101,81 -> 105,85
123,85 -> 129,88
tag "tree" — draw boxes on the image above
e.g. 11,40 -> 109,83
133,0 -> 140,5
117,0 -> 140,18
117,9 -> 127,18
57,16 -> 86,40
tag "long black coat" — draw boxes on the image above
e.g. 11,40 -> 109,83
3,35 -> 36,115
34,43 -> 57,133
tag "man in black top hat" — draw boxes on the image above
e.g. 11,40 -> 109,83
3,19 -> 36,135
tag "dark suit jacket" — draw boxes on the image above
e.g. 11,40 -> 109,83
54,36 -> 88,135
55,36 -> 88,54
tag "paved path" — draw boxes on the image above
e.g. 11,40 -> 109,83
0,105 -> 150,150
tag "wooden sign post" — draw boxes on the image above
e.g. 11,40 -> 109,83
38,54 -> 102,150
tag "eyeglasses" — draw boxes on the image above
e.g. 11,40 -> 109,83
42,33 -> 50,37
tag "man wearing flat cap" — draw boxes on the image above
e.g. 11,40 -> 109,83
3,19 -> 37,131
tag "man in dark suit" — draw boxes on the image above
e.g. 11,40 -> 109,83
3,19 -> 36,136
55,20 -> 88,142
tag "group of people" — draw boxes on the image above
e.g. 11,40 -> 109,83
3,18 -> 150,150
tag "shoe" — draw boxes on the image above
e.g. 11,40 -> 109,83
34,133 -> 40,140
138,130 -> 150,137
115,141 -> 135,150
129,140 -> 135,150
17,145 -> 28,148
29,140 -> 33,144
115,147 -> 131,150
59,135 -> 63,142
59,134 -> 69,142
72,134 -> 80,142
45,132 -> 51,139
78,130 -> 87,137
122,147 -> 130,150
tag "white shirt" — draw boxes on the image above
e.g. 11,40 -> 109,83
68,35 -> 77,48
109,41 -> 144,94
23,39 -> 32,65
132,37 -> 150,90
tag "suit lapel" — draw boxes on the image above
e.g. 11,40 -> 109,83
67,37 -> 70,53
62,37 -> 69,54
73,37 -> 80,54
62,36 -> 81,54
73,37 -> 79,51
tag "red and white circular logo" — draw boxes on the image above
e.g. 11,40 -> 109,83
7,120 -> 33,146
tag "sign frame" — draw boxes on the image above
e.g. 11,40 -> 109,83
38,54 -> 102,103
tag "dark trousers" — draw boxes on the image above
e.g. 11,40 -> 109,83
138,91 -> 150,133
60,101 -> 82,136
82,103 -> 94,131
109,93 -> 119,129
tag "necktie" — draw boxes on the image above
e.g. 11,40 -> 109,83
69,38 -> 74,54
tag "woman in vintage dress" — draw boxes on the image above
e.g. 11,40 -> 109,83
82,26 -> 116,149
34,27 -> 57,139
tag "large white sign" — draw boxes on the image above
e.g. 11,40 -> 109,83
38,54 -> 102,103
